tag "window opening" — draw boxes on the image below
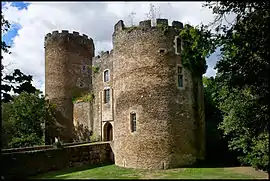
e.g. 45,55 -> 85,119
175,37 -> 181,54
130,113 -> 136,132
104,70 -> 109,82
177,66 -> 183,88
104,89 -> 110,103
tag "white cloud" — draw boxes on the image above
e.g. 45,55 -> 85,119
2,2 -> 220,93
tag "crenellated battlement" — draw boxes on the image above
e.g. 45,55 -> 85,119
93,49 -> 113,64
44,30 -> 94,48
113,19 -> 183,35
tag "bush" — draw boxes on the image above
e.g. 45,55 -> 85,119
8,133 -> 44,148
239,132 -> 269,171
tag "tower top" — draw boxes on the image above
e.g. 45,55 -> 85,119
44,30 -> 94,49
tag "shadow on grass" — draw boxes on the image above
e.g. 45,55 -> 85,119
31,163 -> 114,179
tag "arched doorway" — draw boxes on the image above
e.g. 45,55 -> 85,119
104,122 -> 113,141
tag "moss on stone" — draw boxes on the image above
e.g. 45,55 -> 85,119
73,93 -> 95,103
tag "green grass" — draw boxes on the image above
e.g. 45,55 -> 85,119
32,164 -> 267,179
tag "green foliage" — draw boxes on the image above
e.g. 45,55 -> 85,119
1,68 -> 38,102
203,1 -> 269,171
8,133 -> 44,148
180,24 -> 217,77
179,25 -> 217,156
1,92 -> 57,148
243,132 -> 269,171
90,133 -> 101,142
72,92 -> 95,103
217,87 -> 269,170
157,23 -> 169,35
92,65 -> 100,73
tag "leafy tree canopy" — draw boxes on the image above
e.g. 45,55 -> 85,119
203,1 -> 269,171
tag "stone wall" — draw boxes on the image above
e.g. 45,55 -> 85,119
45,30 -> 94,143
73,101 -> 93,141
73,101 -> 92,130
92,51 -> 114,140
112,19 -> 200,169
1,142 -> 113,179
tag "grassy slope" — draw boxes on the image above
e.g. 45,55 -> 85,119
33,164 -> 268,179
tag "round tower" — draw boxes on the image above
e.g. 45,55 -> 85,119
112,19 -> 205,169
44,30 -> 94,143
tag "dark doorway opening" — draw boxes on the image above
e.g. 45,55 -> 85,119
104,122 -> 113,141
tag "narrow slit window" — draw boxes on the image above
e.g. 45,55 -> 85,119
175,37 -> 181,54
104,89 -> 110,103
130,113 -> 136,132
104,70 -> 109,82
177,66 -> 184,88
178,75 -> 183,87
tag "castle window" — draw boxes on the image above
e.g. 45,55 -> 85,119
177,66 -> 183,88
104,70 -> 109,82
159,48 -> 166,54
175,36 -> 181,55
130,113 -> 136,132
104,89 -> 110,103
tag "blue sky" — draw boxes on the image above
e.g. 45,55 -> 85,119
2,2 -> 220,92
2,1 -> 218,76
2,2 -> 30,46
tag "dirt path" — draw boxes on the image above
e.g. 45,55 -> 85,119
224,167 -> 269,179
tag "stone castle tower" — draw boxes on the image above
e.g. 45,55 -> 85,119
44,31 -> 94,142
45,19 -> 205,169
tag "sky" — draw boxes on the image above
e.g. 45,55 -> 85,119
1,1 -> 228,93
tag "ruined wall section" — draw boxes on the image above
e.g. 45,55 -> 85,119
45,30 -> 94,143
112,19 -> 200,169
92,51 -> 114,140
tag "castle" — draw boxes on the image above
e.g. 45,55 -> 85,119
44,19 -> 205,169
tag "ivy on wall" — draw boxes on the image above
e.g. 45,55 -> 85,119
72,92 -> 95,103
179,24 -> 217,77
179,24 -> 217,155
157,23 -> 169,35
91,65 -> 100,73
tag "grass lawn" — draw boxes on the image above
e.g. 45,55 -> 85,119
33,164 -> 268,179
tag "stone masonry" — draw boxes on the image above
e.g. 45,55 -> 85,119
45,31 -> 94,143
44,19 -> 205,169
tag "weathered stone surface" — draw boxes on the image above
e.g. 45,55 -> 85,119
1,142 -> 112,179
73,102 -> 92,129
92,52 -> 114,140
112,19 -> 202,169
45,31 -> 94,143
44,18 -> 205,170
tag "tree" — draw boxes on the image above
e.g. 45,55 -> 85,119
203,1 -> 269,171
1,92 -> 57,148
203,76 -> 241,165
1,14 -> 37,102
